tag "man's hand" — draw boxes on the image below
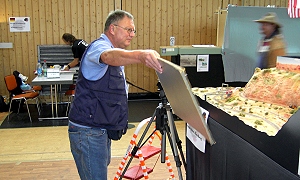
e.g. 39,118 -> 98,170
63,64 -> 71,71
139,50 -> 163,73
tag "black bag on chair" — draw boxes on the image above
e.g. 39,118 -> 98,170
12,71 -> 24,95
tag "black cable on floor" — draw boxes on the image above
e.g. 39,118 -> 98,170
126,80 -> 158,96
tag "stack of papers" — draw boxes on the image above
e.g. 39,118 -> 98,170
47,68 -> 60,78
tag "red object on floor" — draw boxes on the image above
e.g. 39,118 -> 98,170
133,145 -> 161,160
123,165 -> 153,180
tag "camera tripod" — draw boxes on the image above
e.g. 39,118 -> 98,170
119,85 -> 186,180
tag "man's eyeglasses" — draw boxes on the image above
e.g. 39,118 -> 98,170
113,24 -> 136,34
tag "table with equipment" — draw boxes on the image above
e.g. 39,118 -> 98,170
186,97 -> 300,180
160,45 -> 225,88
31,70 -> 75,120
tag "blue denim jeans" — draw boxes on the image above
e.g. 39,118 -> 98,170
68,122 -> 111,180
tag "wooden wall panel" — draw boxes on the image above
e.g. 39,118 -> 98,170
0,0 -> 289,97
136,0 -> 145,92
2,0 -> 11,86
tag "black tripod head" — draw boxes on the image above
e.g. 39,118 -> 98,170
156,81 -> 170,132
157,81 -> 168,106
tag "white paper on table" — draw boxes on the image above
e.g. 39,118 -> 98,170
186,107 -> 209,153
192,45 -> 216,48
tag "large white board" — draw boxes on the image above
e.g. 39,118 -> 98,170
156,58 -> 215,145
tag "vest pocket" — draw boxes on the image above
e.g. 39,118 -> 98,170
91,97 -> 124,126
108,70 -> 125,90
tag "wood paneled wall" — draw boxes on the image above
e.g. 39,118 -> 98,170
0,0 -> 288,97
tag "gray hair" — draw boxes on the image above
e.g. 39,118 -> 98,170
104,9 -> 134,32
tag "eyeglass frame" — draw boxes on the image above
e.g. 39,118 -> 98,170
113,24 -> 136,34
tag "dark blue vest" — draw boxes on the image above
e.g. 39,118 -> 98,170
68,65 -> 128,131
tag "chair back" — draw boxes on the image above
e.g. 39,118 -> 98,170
4,75 -> 23,95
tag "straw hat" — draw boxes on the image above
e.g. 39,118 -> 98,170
254,12 -> 282,28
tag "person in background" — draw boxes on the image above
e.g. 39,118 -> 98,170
62,33 -> 88,70
67,9 -> 163,180
254,12 -> 286,69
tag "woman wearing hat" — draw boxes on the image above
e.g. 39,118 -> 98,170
254,12 -> 286,69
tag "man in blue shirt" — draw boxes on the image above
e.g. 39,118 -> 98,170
68,9 -> 163,180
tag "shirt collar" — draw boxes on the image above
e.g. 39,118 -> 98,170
100,34 -> 114,48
